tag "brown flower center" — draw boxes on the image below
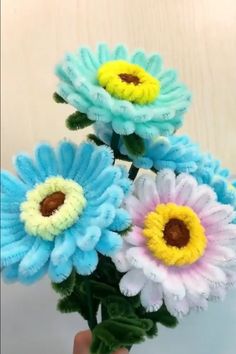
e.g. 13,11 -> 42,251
119,73 -> 140,85
163,219 -> 190,248
40,191 -> 65,217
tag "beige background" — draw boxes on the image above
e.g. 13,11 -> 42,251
1,1 -> 236,354
2,0 -> 236,171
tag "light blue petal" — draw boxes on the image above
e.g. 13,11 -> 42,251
96,230 -> 123,256
73,249 -> 98,275
85,166 -> 122,198
176,161 -> 198,173
87,106 -> 112,123
97,43 -> 111,64
14,154 -> 43,186
113,44 -> 128,60
57,82 -> 74,100
67,93 -> 91,113
1,217 -> 22,230
110,209 -> 131,232
19,238 -> 52,276
58,141 -> 76,178
76,226 -> 101,251
79,47 -> 99,70
1,196 -> 20,213
135,122 -> 160,139
154,160 -> 176,170
63,60 -> 80,82
88,185 -> 124,208
83,203 -> 116,228
1,228 -> 27,247
1,236 -> 34,267
164,145 -> 185,160
84,146 -> 114,185
2,263 -> 19,283
68,142 -> 95,180
55,62 -> 71,83
35,143 -> 58,178
19,263 -> 48,285
48,259 -> 73,283
111,117 -> 135,135
158,69 -> 177,86
117,178 -> 133,196
1,171 -> 28,199
146,54 -> 162,76
133,157 -> 153,169
50,230 -> 76,265
131,50 -> 147,68
79,146 -> 113,185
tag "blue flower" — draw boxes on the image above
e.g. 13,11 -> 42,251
1,141 -> 132,284
94,122 -> 201,173
192,154 -> 236,218
55,43 -> 191,138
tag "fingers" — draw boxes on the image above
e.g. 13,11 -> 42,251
114,349 -> 129,354
73,330 -> 92,354
73,330 -> 129,354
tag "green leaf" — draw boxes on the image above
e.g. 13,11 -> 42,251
51,269 -> 76,297
122,133 -> 145,157
57,291 -> 99,320
66,111 -> 94,130
53,92 -> 67,103
87,134 -> 105,146
91,318 -> 150,354
146,322 -> 158,338
101,296 -> 137,319
94,256 -> 123,286
143,304 -> 178,328
79,280 -> 117,300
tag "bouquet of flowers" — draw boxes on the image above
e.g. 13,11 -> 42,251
1,44 -> 236,354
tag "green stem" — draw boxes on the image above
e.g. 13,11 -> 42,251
128,163 -> 139,180
84,277 -> 97,330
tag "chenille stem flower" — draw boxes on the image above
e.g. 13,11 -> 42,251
55,43 -> 191,138
112,169 -> 236,317
1,141 -> 132,284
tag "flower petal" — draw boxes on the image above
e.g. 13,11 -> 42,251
140,280 -> 163,312
119,269 -> 146,296
96,230 -> 123,256
48,259 -> 73,283
19,238 -> 52,276
14,154 -> 43,186
58,141 -> 76,178
51,230 -> 77,264
73,249 -> 98,275
76,226 -> 101,251
35,143 -> 58,178
1,236 -> 34,267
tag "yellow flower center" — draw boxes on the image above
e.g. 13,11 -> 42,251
143,203 -> 207,266
97,60 -> 161,105
20,177 -> 86,241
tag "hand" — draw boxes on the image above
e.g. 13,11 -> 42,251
73,330 -> 129,354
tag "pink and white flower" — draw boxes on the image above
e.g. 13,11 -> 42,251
112,169 -> 236,317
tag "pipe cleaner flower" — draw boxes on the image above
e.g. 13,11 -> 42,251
112,169 -> 236,318
55,43 -> 191,138
193,154 -> 236,219
94,122 -> 201,172
1,141 -> 132,284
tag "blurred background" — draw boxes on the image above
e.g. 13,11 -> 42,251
1,1 -> 236,354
